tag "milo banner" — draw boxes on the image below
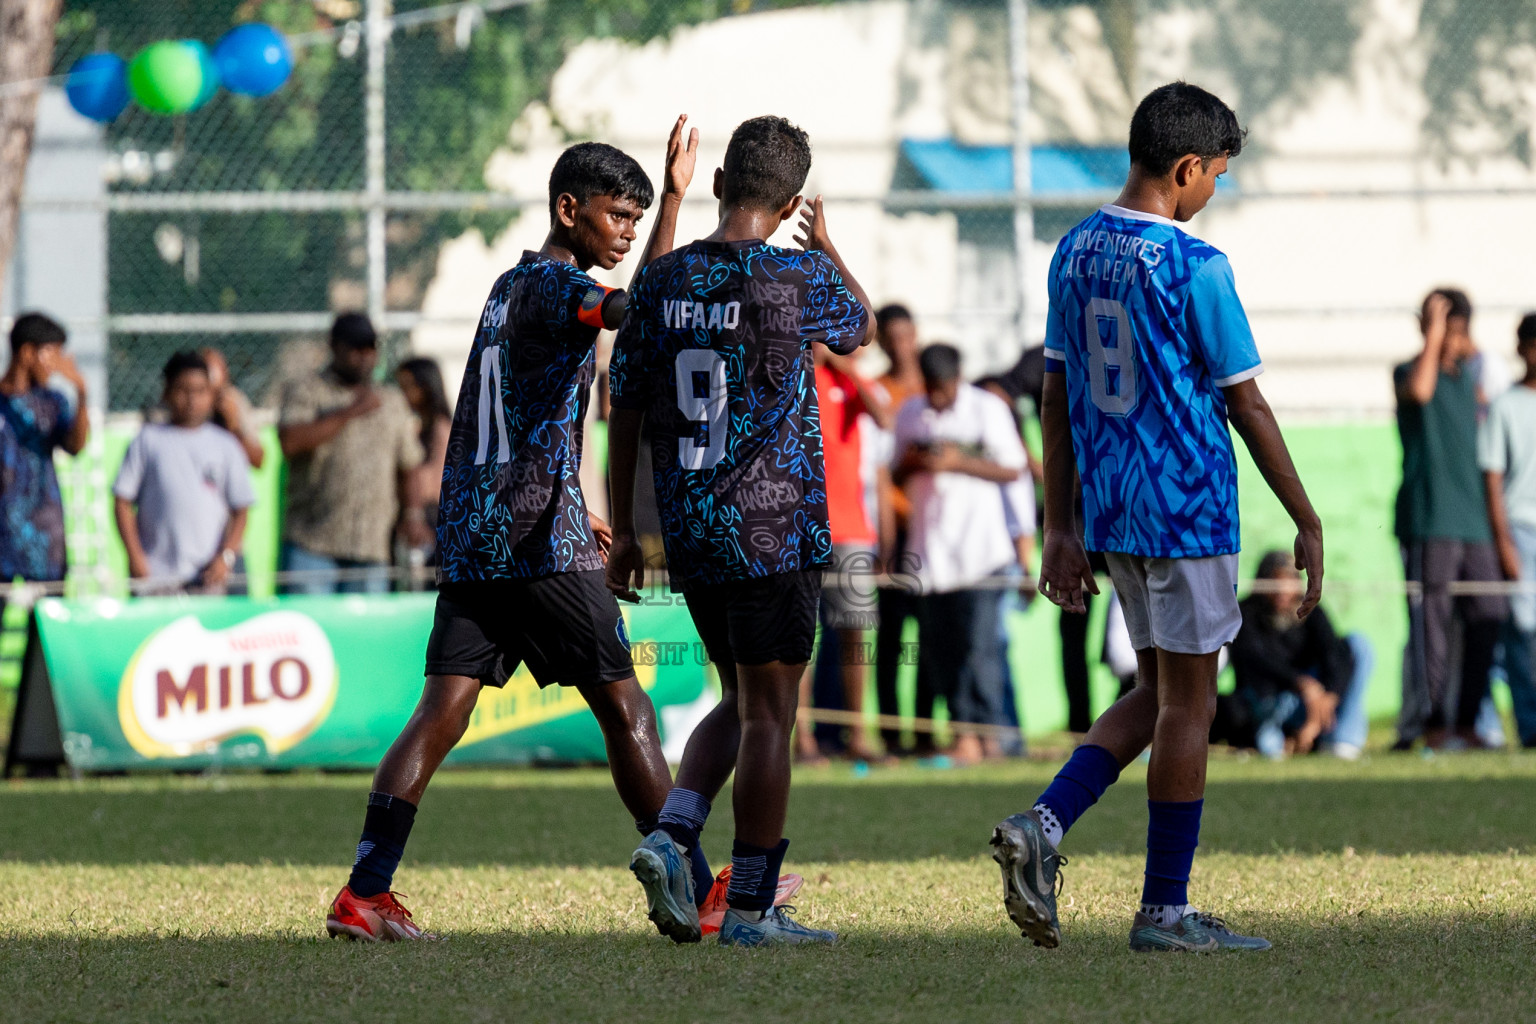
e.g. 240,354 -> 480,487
8,594 -> 711,773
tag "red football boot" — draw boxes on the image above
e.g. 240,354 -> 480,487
699,865 -> 806,936
326,885 -> 429,942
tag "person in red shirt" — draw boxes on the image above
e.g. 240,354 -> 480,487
797,344 -> 890,761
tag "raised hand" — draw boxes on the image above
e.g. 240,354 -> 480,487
793,195 -> 834,253
664,114 -> 698,199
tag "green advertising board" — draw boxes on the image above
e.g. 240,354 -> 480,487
13,594 -> 710,773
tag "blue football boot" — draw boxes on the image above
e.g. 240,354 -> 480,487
717,905 -> 836,947
630,830 -> 700,944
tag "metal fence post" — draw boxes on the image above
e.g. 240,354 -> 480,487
365,0 -> 388,333
1007,0 -> 1033,346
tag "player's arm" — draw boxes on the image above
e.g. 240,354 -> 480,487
1400,293 -> 1451,406
1037,371 -> 1099,614
795,196 -> 876,350
606,407 -> 645,602
634,114 -> 698,274
1226,379 -> 1324,618
604,286 -> 655,602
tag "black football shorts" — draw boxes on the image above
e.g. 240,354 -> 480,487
681,570 -> 823,667
425,571 -> 634,688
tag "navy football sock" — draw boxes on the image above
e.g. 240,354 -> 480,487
1033,743 -> 1122,845
657,787 -> 711,853
347,792 -> 417,898
635,813 -> 661,838
1142,798 -> 1203,909
726,838 -> 788,914
688,842 -> 714,905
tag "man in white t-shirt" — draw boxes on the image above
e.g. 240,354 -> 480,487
893,344 -> 1034,761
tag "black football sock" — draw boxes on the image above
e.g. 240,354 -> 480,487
347,792 -> 417,898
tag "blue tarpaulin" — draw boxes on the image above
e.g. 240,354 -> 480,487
900,139 -> 1128,196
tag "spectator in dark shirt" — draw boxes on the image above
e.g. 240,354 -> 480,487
1392,289 -> 1507,748
1229,551 -> 1373,760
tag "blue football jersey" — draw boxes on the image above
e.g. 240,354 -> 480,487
436,252 -> 613,581
1043,205 -> 1263,558
608,240 -> 868,587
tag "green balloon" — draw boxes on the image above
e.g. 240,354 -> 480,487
128,40 -> 207,114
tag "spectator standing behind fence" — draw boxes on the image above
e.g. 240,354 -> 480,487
113,352 -> 254,595
1392,289 -> 1507,749
893,344 -> 1032,764
869,304 -> 937,757
395,357 -> 453,567
277,313 -> 426,594
198,347 -> 266,470
0,313 -> 89,601
1227,551 -> 1373,760
1479,313 -> 1536,748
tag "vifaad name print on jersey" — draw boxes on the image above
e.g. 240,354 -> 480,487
662,299 -> 742,330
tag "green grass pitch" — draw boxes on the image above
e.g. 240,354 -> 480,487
3,751 -> 1533,1023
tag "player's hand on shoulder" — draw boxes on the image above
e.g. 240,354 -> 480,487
1038,529 -> 1099,615
664,114 -> 698,198
605,530 -> 646,603
794,195 -> 835,254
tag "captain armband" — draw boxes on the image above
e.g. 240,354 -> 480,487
577,284 -> 624,329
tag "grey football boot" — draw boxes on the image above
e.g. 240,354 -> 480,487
1128,910 -> 1271,953
990,809 -> 1068,948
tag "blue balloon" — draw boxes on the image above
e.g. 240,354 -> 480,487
213,23 -> 293,98
186,40 -> 221,110
65,52 -> 130,123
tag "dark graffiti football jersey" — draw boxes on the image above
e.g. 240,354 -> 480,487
436,251 -> 614,581
608,240 -> 868,587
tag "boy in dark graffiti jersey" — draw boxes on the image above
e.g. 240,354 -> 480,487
607,115 -> 874,946
326,121 -> 697,942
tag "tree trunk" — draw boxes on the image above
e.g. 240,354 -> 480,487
0,0 -> 63,296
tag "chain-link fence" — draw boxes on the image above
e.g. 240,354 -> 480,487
21,0 -> 1536,419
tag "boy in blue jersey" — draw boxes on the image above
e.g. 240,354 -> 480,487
989,83 -> 1324,953
326,123 -> 700,942
606,116 -> 874,946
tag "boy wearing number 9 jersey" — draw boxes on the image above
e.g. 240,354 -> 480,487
326,129 -> 699,942
607,116 -> 874,946
989,83 -> 1324,953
